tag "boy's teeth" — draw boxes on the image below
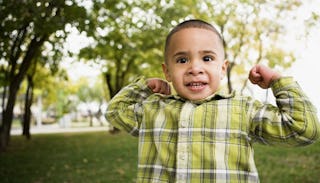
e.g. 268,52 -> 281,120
189,82 -> 203,86
190,83 -> 201,86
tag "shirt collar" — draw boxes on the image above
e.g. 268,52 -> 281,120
161,90 -> 235,104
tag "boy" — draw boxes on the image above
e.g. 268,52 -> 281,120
106,19 -> 320,182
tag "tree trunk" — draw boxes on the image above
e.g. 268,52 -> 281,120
96,103 -> 104,126
226,62 -> 235,93
104,73 -> 120,134
0,35 -> 47,152
88,110 -> 93,127
1,86 -> 8,120
22,75 -> 34,139
0,83 -> 19,151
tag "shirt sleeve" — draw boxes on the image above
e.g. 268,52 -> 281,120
105,77 -> 152,136
250,77 -> 320,146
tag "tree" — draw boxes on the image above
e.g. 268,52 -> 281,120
18,60 -> 67,139
189,0 -> 304,94
79,0 -> 194,100
22,66 -> 36,139
0,0 -> 88,151
76,77 -> 105,127
78,0 -> 198,133
79,0 -> 308,98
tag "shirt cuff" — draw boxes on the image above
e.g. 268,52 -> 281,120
133,76 -> 154,96
270,76 -> 295,93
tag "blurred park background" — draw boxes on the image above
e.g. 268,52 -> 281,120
1,0 -> 320,182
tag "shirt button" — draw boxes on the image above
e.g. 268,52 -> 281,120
179,152 -> 186,160
181,121 -> 188,127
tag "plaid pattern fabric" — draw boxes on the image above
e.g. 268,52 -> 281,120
106,77 -> 320,183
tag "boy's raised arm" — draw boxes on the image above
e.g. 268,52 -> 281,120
106,77 -> 170,136
248,64 -> 320,146
106,77 -> 153,136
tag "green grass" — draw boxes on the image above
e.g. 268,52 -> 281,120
254,142 -> 320,183
0,132 -> 138,183
1,132 -> 320,183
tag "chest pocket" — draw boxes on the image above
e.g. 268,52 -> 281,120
199,99 -> 250,143
201,129 -> 247,144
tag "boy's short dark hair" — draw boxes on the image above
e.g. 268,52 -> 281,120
164,19 -> 225,62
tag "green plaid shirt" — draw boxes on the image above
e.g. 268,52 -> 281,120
106,77 -> 320,183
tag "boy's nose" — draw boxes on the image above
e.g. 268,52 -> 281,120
187,61 -> 204,76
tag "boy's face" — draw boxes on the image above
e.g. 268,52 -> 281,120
163,28 -> 228,101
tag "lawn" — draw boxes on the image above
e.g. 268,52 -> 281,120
0,132 -> 138,183
1,131 -> 319,183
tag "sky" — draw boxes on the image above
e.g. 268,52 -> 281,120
63,1 -> 320,116
284,29 -> 320,114
277,0 -> 320,115
249,0 -> 320,115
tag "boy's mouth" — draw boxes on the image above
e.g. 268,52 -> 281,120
186,82 -> 207,91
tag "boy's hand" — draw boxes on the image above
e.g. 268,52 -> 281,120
147,78 -> 171,95
249,64 -> 281,89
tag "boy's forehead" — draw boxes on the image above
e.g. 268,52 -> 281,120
168,28 -> 223,52
171,27 -> 219,39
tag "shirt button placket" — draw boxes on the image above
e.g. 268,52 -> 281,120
176,102 -> 194,183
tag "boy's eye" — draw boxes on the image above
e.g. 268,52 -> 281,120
203,56 -> 214,62
176,57 -> 188,63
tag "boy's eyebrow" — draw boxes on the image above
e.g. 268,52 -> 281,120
173,51 -> 188,57
173,50 -> 217,57
201,50 -> 218,55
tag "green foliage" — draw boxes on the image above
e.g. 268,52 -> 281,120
0,0 -> 88,68
78,0 -> 312,97
79,0 -> 196,98
76,77 -> 104,103
0,0 -> 89,115
194,0 -> 304,91
0,0 -> 92,150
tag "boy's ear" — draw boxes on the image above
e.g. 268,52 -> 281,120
221,60 -> 229,80
162,63 -> 171,82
